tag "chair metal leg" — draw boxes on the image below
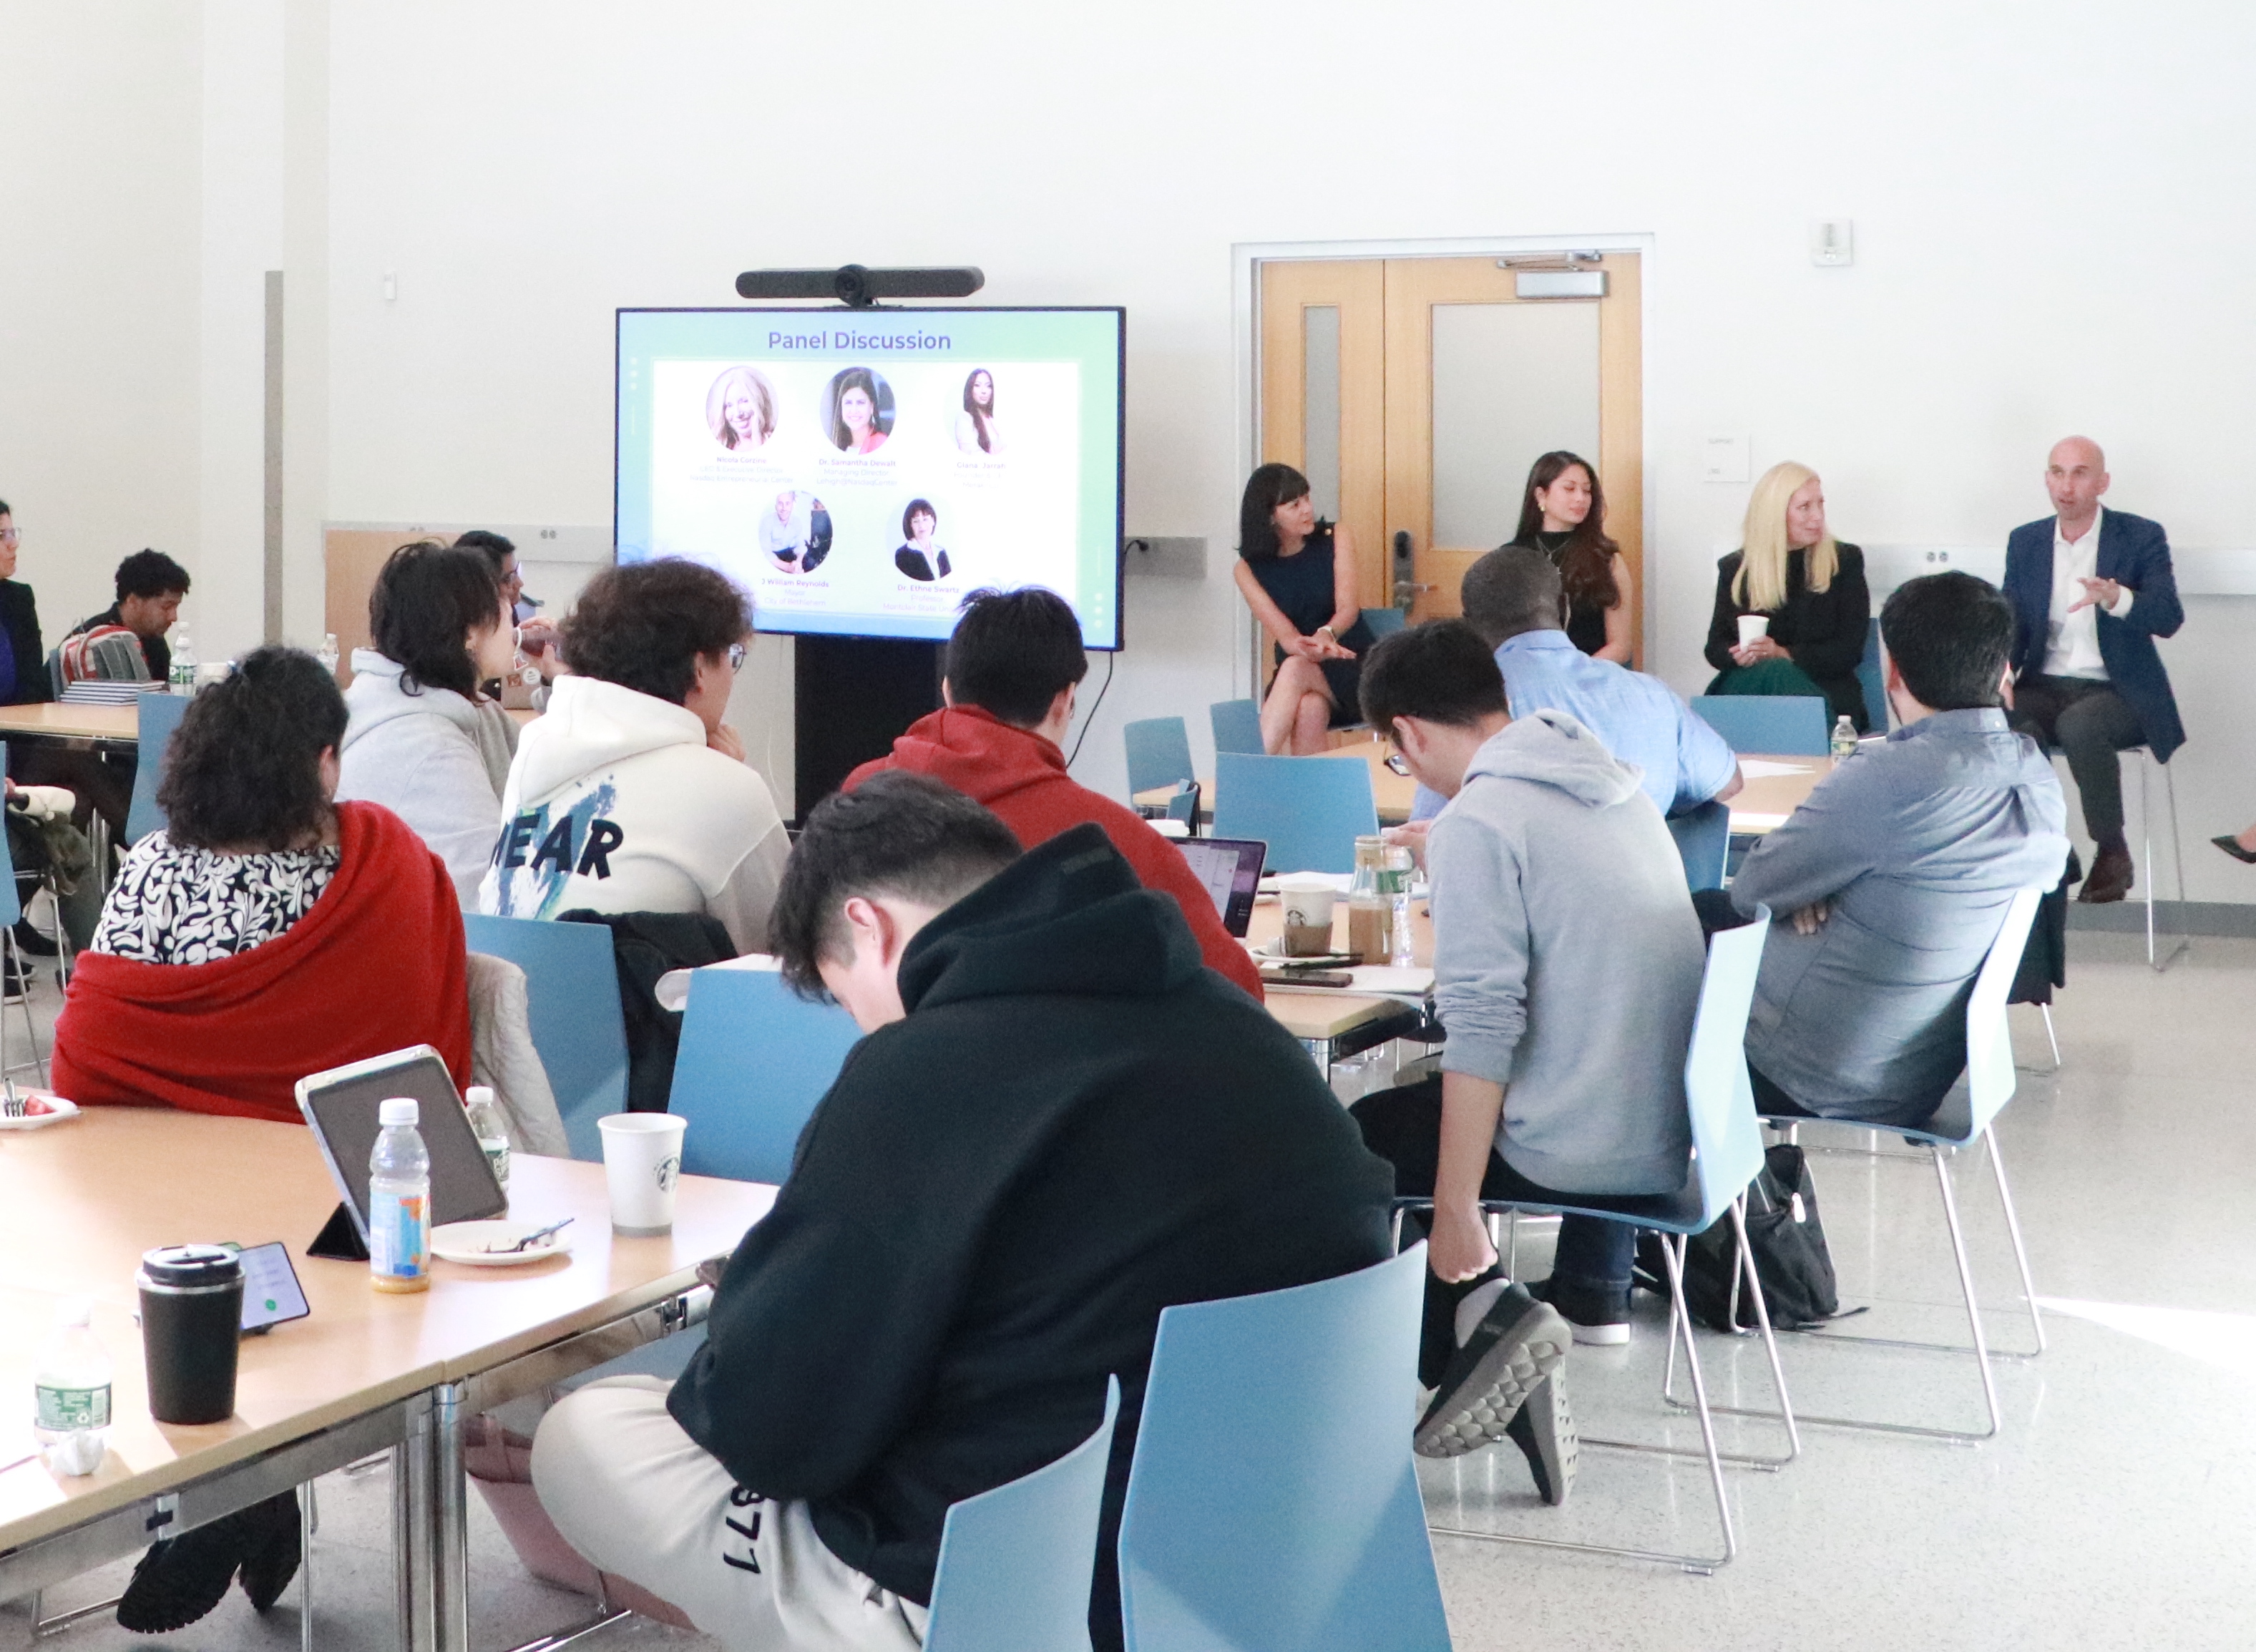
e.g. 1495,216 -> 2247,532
2021,1004 -> 2062,1076
1985,1126 -> 2046,1357
300,1480 -> 316,1652
1657,1201 -> 1801,1469
1427,1231 -> 1741,1573
0,927 -> 44,1088
2142,751 -> 2189,973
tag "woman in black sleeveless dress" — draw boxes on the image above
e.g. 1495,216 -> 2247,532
1505,451 -> 1632,663
1232,464 -> 1374,753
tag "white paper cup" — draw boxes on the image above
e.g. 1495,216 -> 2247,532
1276,875 -> 1339,956
598,1114 -> 687,1236
1737,615 -> 1770,647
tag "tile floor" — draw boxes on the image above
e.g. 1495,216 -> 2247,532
6,929 -> 2251,1650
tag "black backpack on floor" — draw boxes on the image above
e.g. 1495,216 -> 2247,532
1635,1143 -> 1840,1332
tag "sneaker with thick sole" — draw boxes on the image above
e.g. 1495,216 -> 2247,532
1537,1275 -> 1632,1347
235,1490 -> 305,1613
1503,1369 -> 1578,1505
115,1518 -> 250,1634
1413,1284 -> 1570,1459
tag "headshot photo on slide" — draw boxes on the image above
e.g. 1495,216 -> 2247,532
894,497 -> 952,582
759,488 -> 809,572
707,364 -> 778,451
955,367 -> 1006,454
824,366 -> 894,454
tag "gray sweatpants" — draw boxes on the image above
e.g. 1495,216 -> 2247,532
530,1377 -> 928,1652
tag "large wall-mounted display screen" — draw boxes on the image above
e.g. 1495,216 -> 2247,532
615,307 -> 1124,649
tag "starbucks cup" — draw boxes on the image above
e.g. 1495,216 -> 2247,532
1276,874 -> 1339,957
1737,615 -> 1770,647
598,1115 -> 687,1236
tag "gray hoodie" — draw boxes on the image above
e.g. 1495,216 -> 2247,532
1429,708 -> 1705,1195
336,650 -> 516,907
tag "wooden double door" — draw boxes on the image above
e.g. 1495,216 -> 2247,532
1257,253 -> 1644,658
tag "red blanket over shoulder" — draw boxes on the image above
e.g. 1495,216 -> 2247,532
52,801 -> 473,1125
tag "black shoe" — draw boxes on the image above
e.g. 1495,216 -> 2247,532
1535,1275 -> 1633,1347
2215,836 -> 2256,866
11,919 -> 57,957
116,1524 -> 246,1634
1503,1369 -> 1578,1505
2078,842 -> 2134,903
1418,1262 -> 1508,1391
235,1491 -> 304,1613
1413,1284 -> 1570,1459
1,955 -> 29,1002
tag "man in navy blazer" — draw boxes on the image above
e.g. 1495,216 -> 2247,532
2002,436 -> 2183,902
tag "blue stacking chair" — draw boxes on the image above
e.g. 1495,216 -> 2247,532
1410,911 -> 1796,1573
1211,752 -> 1377,875
668,962 -> 864,1184
1118,1248 -> 1450,1652
1208,698 -> 1265,756
123,689 -> 190,846
1753,886 -> 2049,1445
1857,619 -> 1889,733
1122,717 -> 1196,798
1667,799 -> 1732,892
926,1378 -> 1120,1652
1361,606 -> 1408,639
1689,693 -> 1830,756
460,914 -> 628,1160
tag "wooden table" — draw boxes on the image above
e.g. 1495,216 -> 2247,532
1248,895 -> 1435,1075
1727,753 -> 1833,834
0,703 -> 141,753
0,1109 -> 773,1651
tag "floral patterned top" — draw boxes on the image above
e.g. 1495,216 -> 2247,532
87,832 -> 343,966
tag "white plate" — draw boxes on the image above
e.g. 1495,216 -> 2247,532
0,1093 -> 80,1131
430,1220 -> 575,1267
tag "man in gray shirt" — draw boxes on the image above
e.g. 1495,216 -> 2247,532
1728,572 -> 2070,1127
1350,621 -> 1707,1504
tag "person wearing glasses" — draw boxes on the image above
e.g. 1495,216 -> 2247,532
456,529 -> 560,685
480,560 -> 786,953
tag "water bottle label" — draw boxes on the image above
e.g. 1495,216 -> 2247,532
369,1190 -> 429,1279
480,1139 -> 510,1189
36,1383 -> 111,1430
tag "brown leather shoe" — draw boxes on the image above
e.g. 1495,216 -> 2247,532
2079,842 -> 2135,903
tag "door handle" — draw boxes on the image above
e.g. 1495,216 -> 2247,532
1390,532 -> 1431,608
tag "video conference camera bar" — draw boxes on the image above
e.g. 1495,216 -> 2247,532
733,265 -> 986,310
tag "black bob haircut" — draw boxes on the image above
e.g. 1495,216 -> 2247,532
562,559 -> 751,705
369,540 -> 504,700
1236,462 -> 1312,561
1358,620 -> 1510,734
453,529 -> 517,572
1880,570 -> 2014,713
115,548 -> 192,601
768,770 -> 1021,999
158,645 -> 346,852
946,587 -> 1087,728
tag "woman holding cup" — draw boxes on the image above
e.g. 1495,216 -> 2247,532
1702,461 -> 1872,730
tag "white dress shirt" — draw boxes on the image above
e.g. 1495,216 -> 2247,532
2042,506 -> 2137,679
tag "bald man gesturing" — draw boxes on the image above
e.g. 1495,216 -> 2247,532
2001,437 -> 2184,903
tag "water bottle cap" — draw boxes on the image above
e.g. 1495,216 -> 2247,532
465,1086 -> 495,1109
379,1097 -> 419,1127
55,1294 -> 93,1329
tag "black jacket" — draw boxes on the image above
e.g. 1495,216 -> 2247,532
1704,542 -> 1872,728
668,826 -> 1395,1643
0,581 -> 50,705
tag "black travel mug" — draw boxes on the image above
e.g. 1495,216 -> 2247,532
137,1245 -> 245,1425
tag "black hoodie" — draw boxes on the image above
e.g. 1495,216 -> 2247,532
668,825 -> 1395,1644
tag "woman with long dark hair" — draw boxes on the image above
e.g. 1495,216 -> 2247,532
1232,464 -> 1372,753
955,368 -> 1005,454
829,368 -> 889,454
1510,451 -> 1632,663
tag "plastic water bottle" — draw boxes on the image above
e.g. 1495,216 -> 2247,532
1830,715 -> 1857,760
464,1084 -> 510,1193
34,1296 -> 112,1477
1384,845 -> 1417,969
167,628 -> 197,695
318,632 -> 341,679
368,1097 -> 432,1294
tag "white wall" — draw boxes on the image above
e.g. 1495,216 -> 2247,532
14,1 -> 2256,893
0,3 -> 204,652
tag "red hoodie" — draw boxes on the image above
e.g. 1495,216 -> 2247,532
845,706 -> 1265,998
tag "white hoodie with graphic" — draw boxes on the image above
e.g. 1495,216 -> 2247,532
477,674 -> 787,954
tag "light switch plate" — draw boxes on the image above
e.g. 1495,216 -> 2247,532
1123,536 -> 1206,580
1701,436 -> 1751,484
1810,219 -> 1854,266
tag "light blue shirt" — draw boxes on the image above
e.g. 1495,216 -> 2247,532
1411,630 -> 1738,821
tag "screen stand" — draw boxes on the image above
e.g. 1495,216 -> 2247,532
307,1203 -> 369,1263
793,637 -> 944,821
